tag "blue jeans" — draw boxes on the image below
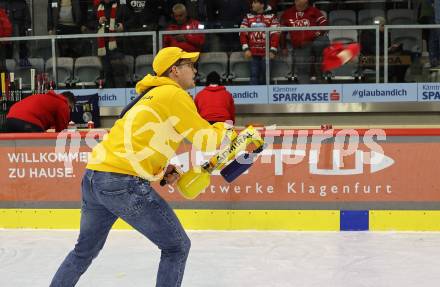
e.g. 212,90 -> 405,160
50,169 -> 190,287
250,56 -> 266,85
435,0 -> 440,24
428,29 -> 439,67
294,35 -> 330,84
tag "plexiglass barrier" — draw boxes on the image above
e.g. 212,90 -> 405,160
2,25 -> 440,89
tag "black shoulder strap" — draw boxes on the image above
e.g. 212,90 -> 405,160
119,87 -> 154,119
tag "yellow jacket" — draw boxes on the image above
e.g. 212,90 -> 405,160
86,75 -> 228,181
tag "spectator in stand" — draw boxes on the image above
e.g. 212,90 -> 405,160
194,71 -> 235,124
280,0 -> 329,83
360,16 -> 411,82
415,0 -> 438,69
5,91 -> 76,133
163,3 -> 205,52
163,0 -> 207,22
95,0 -> 125,88
0,0 -> 31,67
47,0 -> 88,58
161,0 -> 208,49
240,0 -> 280,85
206,0 -> 249,51
0,7 -> 13,73
123,0 -> 162,56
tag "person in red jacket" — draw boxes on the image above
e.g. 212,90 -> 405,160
280,0 -> 329,83
6,91 -> 76,132
163,3 -> 205,52
0,7 -> 13,72
194,71 -> 235,124
240,0 -> 280,85
0,8 -> 12,37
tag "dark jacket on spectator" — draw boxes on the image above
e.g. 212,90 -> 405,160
123,0 -> 162,31
7,91 -> 71,132
47,0 -> 86,31
0,0 -> 31,35
360,30 -> 386,56
206,0 -> 249,28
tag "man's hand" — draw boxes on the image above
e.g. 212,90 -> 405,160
245,142 -> 259,154
269,51 -> 276,60
99,16 -> 107,25
160,164 -> 182,186
244,50 -> 252,59
116,23 -> 124,32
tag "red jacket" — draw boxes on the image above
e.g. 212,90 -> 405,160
280,6 -> 328,48
0,8 -> 13,37
7,91 -> 71,132
194,86 -> 235,123
164,18 -> 205,52
240,12 -> 280,56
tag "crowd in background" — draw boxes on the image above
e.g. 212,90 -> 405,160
1,0 -> 439,87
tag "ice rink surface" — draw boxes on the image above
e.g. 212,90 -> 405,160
1,230 -> 440,287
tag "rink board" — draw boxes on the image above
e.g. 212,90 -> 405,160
1,129 -> 440,231
2,209 -> 440,231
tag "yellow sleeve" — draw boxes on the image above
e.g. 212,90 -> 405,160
169,90 -> 229,152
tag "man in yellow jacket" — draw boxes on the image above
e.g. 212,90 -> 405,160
50,47 -> 229,287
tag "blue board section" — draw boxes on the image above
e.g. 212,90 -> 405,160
340,210 -> 369,231
60,83 -> 440,107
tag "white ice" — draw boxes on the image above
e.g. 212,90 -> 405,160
1,230 -> 440,287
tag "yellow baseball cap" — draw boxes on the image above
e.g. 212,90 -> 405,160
153,47 -> 200,76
